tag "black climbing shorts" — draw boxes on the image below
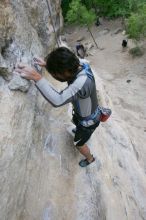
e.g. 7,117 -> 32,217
72,114 -> 100,147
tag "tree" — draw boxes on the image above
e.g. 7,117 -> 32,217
126,3 -> 146,40
61,0 -> 71,20
66,0 -> 99,48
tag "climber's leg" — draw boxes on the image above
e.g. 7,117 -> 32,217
78,144 -> 95,167
79,144 -> 93,160
74,122 -> 100,167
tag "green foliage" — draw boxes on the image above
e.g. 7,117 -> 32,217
62,0 -> 146,40
62,0 -> 146,19
94,0 -> 129,17
126,3 -> 146,40
66,0 -> 96,26
89,0 -> 146,17
61,0 -> 71,19
129,46 -> 144,57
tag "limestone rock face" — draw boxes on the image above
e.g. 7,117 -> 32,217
0,0 -> 62,70
8,73 -> 31,92
0,1 -> 63,220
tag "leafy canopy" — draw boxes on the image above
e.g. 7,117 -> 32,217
82,0 -> 146,17
126,3 -> 146,40
66,0 -> 96,26
62,0 -> 146,18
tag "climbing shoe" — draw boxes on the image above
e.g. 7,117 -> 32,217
79,156 -> 95,167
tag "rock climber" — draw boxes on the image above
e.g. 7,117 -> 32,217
16,47 -> 101,167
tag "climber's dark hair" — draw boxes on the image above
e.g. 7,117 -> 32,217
46,47 -> 80,82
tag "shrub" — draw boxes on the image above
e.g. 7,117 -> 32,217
129,46 -> 144,57
126,3 -> 146,40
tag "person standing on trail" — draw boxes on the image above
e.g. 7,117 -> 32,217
76,42 -> 86,59
16,47 -> 101,167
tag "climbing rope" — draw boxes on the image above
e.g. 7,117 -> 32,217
45,0 -> 60,47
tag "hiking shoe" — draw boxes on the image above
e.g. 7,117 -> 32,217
79,157 -> 95,167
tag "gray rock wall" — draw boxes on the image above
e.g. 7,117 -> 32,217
0,1 -> 63,219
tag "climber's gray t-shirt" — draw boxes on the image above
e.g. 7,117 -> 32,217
35,67 -> 98,118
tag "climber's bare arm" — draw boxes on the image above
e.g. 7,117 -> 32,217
16,64 -> 42,82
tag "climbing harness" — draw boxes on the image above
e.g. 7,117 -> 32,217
45,0 -> 60,47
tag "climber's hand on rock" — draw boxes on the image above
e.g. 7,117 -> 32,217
16,64 -> 42,82
33,57 -> 46,67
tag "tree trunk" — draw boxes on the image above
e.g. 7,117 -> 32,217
87,26 -> 99,49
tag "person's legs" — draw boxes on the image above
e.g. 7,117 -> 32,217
78,144 -> 94,162
77,144 -> 95,167
73,120 -> 100,167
